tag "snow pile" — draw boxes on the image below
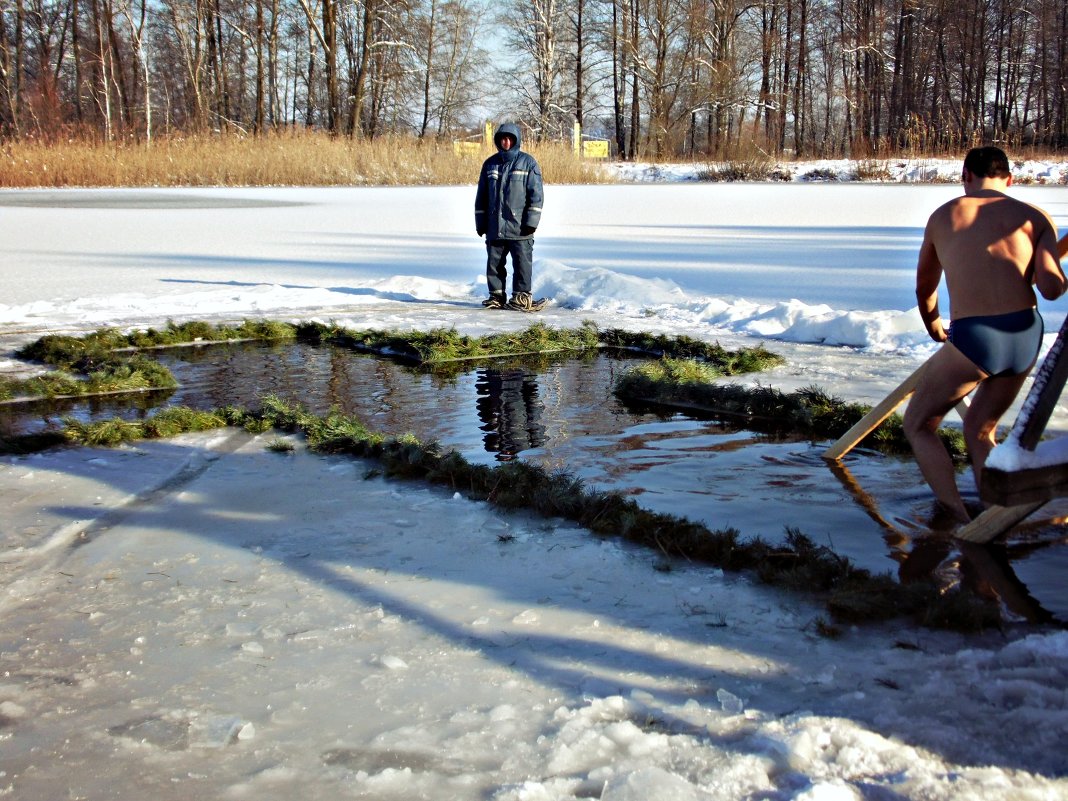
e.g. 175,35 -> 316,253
534,259 -> 688,311
687,296 -> 927,351
605,158 -> 1068,185
0,256 -> 1012,358
986,434 -> 1068,472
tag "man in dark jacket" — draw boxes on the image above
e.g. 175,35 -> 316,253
475,122 -> 545,311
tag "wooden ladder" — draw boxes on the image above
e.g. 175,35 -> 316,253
957,311 -> 1068,542
824,234 -> 1068,544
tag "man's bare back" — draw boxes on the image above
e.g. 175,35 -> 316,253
924,193 -> 1056,319
915,174 -> 1062,341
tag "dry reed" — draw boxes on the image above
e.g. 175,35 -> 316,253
0,130 -> 613,188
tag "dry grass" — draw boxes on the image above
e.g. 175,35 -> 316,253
0,130 -> 612,188
4,131 -> 1061,188
854,159 -> 894,181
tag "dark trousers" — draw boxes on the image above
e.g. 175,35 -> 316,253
486,238 -> 534,296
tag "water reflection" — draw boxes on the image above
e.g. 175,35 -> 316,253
897,536 -> 1061,625
2,339 -> 1066,623
830,456 -> 1068,624
475,368 -> 547,461
0,387 -> 178,439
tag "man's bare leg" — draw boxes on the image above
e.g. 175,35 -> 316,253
903,344 -> 985,524
962,371 -> 1030,488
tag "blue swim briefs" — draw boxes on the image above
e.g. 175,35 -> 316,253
947,307 -> 1044,377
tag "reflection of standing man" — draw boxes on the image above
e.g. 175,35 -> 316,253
475,368 -> 546,460
475,122 -> 546,312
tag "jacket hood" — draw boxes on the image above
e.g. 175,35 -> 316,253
494,123 -> 523,153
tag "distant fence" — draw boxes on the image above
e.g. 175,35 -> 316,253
453,140 -> 483,157
453,122 -> 611,159
453,122 -> 494,158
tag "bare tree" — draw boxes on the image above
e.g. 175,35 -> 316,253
157,0 -> 207,129
118,0 -> 151,139
296,0 -> 338,130
607,0 -> 628,154
417,0 -> 434,134
505,0 -> 565,139
414,0 -> 488,135
0,0 -> 27,133
1,0 -> 1067,156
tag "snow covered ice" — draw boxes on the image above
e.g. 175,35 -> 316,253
4,434 -> 1068,800
2,163 -> 1068,799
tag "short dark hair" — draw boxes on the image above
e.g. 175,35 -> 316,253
963,146 -> 1011,179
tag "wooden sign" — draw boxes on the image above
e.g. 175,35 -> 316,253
582,140 -> 610,159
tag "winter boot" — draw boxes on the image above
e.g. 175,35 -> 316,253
507,292 -> 547,312
481,292 -> 506,309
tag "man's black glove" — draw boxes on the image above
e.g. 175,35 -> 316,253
476,228 -> 486,237
521,226 -> 536,237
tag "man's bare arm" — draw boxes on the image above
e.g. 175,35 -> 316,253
1033,225 -> 1066,301
915,230 -> 948,342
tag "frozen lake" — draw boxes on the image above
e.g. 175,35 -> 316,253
3,179 -> 1068,800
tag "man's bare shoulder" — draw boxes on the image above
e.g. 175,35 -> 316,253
1017,197 -> 1057,230
925,197 -> 961,231
929,192 -> 1050,226
981,194 -> 1057,235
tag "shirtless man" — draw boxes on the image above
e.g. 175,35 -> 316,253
903,146 -> 1066,525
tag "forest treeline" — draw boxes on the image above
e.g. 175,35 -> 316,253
1,0 -> 1066,158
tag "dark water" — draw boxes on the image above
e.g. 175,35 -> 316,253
4,340 -> 1066,624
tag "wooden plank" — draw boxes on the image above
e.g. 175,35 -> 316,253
822,360 -> 970,461
969,235 -> 1068,525
954,501 -> 1045,544
822,364 -> 927,461
981,463 -> 1068,507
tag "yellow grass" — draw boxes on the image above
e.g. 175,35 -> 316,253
0,130 -> 614,188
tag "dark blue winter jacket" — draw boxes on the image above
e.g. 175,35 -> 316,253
475,123 -> 544,241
